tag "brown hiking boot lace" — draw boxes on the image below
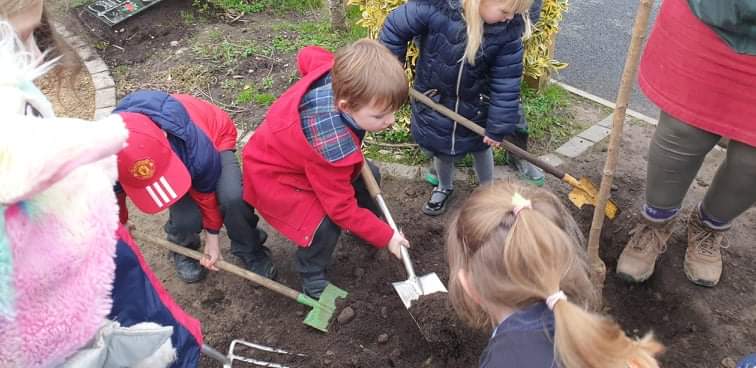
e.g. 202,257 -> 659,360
628,222 -> 669,254
689,219 -> 729,257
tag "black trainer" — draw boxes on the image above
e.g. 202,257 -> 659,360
248,253 -> 277,280
301,272 -> 329,299
173,252 -> 207,283
240,247 -> 277,280
422,188 -> 454,216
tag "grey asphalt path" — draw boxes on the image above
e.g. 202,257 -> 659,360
553,0 -> 662,119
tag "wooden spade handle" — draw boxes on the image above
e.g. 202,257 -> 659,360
409,88 -> 566,179
134,233 -> 302,301
360,163 -> 382,198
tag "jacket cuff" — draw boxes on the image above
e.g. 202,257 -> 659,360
484,129 -> 508,142
204,228 -> 220,235
372,224 -> 394,249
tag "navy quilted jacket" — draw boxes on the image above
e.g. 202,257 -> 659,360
380,0 -> 537,155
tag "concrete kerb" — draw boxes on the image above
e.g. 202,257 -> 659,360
51,22 -> 116,120
552,80 -> 659,126
550,80 -> 660,159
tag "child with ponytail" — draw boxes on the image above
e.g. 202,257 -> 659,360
380,0 -> 546,217
447,181 -> 664,368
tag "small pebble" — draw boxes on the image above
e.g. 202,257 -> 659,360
721,357 -> 736,368
611,184 -> 619,192
354,267 -> 365,278
378,333 -> 389,344
380,306 -> 388,319
170,40 -> 179,47
337,307 -> 355,324
323,359 -> 333,366
325,350 -> 335,356
376,250 -> 390,262
265,335 -> 278,345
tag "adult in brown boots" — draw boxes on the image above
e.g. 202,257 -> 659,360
616,0 -> 756,287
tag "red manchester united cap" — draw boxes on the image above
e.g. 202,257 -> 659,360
117,112 -> 191,214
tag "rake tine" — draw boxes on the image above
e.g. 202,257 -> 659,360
230,340 -> 307,357
228,357 -> 290,368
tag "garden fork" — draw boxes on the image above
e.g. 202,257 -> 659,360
202,341 -> 306,368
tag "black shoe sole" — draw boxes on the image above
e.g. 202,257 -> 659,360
177,273 -> 207,284
176,267 -> 207,283
422,204 -> 446,216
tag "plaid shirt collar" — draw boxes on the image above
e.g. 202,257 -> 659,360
300,74 -> 364,162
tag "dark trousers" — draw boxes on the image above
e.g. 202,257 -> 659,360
506,104 -> 530,156
165,151 -> 267,262
646,111 -> 756,224
295,161 -> 382,275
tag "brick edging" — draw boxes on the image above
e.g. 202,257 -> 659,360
51,22 -> 116,120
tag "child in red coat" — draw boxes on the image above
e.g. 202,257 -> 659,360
242,39 -> 410,298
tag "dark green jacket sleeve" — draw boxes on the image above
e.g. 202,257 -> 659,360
687,0 -> 756,55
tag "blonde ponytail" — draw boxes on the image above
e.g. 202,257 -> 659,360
552,300 -> 664,368
462,0 -> 535,65
463,0 -> 484,65
447,181 -> 663,368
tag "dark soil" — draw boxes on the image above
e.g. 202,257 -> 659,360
127,177 -> 484,368
123,123 -> 756,368
62,0 -> 304,138
554,121 -> 756,368
71,0 -> 200,66
410,293 -> 486,352
58,2 -> 756,367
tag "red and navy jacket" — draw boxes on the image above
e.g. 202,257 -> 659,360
114,92 -> 237,232
111,226 -> 203,367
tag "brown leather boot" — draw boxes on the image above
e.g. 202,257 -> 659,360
684,209 -> 728,287
616,218 -> 676,282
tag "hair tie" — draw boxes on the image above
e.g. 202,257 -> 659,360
546,290 -> 567,310
512,192 -> 532,216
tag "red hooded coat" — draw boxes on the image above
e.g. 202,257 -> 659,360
242,46 -> 393,248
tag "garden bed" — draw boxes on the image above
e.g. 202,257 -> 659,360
53,1 -> 756,366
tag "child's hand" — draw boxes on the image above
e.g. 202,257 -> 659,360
483,136 -> 501,147
200,233 -> 222,271
388,231 -> 410,259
